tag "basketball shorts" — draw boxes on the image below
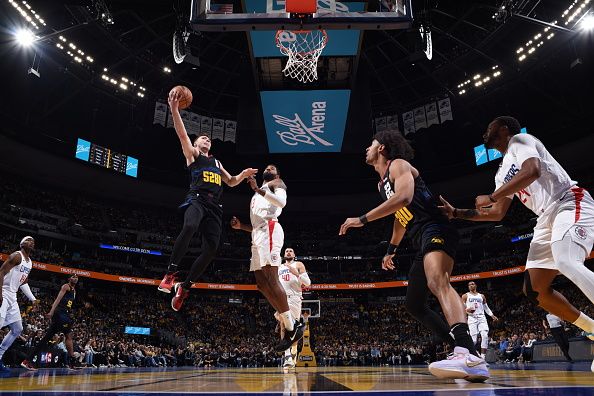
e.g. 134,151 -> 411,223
0,292 -> 21,327
49,311 -> 74,335
526,187 -> 594,270
250,221 -> 284,271
468,317 -> 489,336
410,222 -> 459,269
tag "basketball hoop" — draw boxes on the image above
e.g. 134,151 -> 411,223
275,29 -> 328,83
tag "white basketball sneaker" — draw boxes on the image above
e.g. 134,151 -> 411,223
428,347 -> 489,382
283,356 -> 295,370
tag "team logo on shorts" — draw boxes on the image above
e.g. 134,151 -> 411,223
431,237 -> 445,244
271,253 -> 279,262
574,226 -> 587,240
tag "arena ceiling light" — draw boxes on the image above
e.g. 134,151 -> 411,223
580,13 -> 594,30
456,66 -> 502,95
14,28 -> 35,47
101,72 -> 146,99
7,0 -> 47,30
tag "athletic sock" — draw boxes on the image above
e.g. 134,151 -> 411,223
450,323 -> 479,357
284,348 -> 292,357
573,312 -> 594,334
166,263 -> 178,273
280,311 -> 295,332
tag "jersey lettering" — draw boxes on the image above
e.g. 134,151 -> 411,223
517,188 -> 531,203
66,300 -> 73,308
395,206 -> 414,227
202,171 -> 221,186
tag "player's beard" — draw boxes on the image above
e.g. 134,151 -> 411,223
263,171 -> 275,182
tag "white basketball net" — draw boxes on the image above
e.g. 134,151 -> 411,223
276,30 -> 328,83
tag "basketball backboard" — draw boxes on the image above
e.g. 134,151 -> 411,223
190,0 -> 413,31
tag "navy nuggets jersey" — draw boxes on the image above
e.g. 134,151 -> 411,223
57,287 -> 76,315
378,161 -> 448,241
188,154 -> 223,204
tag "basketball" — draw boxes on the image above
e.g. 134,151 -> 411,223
170,85 -> 193,110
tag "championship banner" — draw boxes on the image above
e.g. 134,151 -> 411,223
386,114 -> 399,131
1,253 -> 528,291
425,102 -> 439,127
402,111 -> 415,135
200,116 -> 213,137
153,102 -> 167,127
438,97 -> 453,122
374,116 -> 387,132
224,120 -> 237,143
413,106 -> 427,131
260,90 -> 350,153
212,118 -> 225,141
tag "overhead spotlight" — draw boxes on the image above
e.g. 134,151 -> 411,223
163,66 -> 171,73
15,28 -> 35,47
94,0 -> 115,25
580,13 -> 594,31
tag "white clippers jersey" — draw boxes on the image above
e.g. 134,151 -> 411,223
278,262 -> 303,298
495,134 -> 576,216
466,292 -> 486,318
2,251 -> 33,295
250,182 -> 285,228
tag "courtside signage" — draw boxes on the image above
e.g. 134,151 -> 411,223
245,0 -> 364,57
260,90 -> 350,153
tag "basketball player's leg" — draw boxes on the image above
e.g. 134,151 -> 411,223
170,204 -> 204,271
478,322 -> 489,355
159,204 -> 204,292
180,208 -> 221,289
0,318 -> 23,365
404,255 -> 454,347
423,250 -> 478,356
468,320 -> 479,347
254,269 -> 282,312
22,320 -> 62,369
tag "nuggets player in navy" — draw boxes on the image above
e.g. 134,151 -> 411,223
158,89 -> 257,311
21,274 -> 79,370
339,130 -> 488,382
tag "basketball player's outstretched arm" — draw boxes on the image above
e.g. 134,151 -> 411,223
438,195 -> 513,222
482,294 -> 498,321
339,160 -> 414,235
219,164 -> 258,187
47,284 -> 69,319
168,91 -> 195,165
0,252 -> 21,305
475,157 -> 541,209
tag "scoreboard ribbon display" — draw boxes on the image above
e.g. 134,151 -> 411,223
75,138 -> 139,178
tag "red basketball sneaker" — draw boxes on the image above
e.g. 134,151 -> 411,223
158,272 -> 177,293
171,282 -> 189,311
20,359 -> 37,371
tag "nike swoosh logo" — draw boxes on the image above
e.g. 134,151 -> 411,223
466,358 -> 483,367
289,324 -> 303,341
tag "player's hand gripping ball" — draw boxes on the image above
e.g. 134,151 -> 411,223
169,85 -> 193,110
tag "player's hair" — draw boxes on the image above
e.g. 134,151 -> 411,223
494,116 -> 521,135
373,130 -> 414,161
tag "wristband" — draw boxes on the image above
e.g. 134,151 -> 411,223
358,215 -> 369,224
488,194 -> 497,203
386,244 -> 398,256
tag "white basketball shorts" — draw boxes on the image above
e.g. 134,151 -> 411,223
468,316 -> 489,336
526,187 -> 594,270
250,221 -> 284,271
0,292 -> 21,327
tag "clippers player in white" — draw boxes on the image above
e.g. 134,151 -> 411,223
276,248 -> 311,369
462,281 -> 498,359
439,116 -> 594,370
0,236 -> 37,372
230,165 -> 304,352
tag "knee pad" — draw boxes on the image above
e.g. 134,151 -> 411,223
523,271 -> 539,304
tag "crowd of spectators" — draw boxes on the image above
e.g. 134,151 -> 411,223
1,276 -> 592,369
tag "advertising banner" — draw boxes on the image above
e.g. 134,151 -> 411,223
245,0 -> 364,57
260,90 -> 350,153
